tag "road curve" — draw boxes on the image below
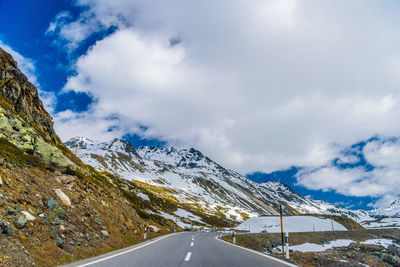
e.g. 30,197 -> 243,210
63,232 -> 298,267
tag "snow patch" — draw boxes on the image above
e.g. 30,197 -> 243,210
291,239 -> 353,252
237,216 -> 347,233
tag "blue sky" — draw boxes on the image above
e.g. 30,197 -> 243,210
1,0 -> 400,210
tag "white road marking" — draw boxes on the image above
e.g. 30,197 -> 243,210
184,252 -> 192,262
192,237 -> 194,241
74,232 -> 183,267
215,236 -> 298,267
190,242 -> 194,247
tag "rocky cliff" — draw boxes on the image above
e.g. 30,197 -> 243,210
0,48 -> 57,143
0,46 -> 178,266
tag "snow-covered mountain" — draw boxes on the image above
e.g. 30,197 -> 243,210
65,137 -> 372,222
370,199 -> 400,217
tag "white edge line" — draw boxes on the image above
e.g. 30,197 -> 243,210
76,233 -> 182,267
215,236 -> 299,267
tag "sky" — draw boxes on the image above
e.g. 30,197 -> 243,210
1,0 -> 400,210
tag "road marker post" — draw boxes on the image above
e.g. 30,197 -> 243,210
280,205 -> 284,258
144,221 -> 149,240
232,221 -> 236,244
285,232 -> 289,259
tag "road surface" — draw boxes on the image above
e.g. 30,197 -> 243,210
64,232 -> 297,267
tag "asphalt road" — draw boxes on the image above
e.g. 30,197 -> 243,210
64,232 -> 298,267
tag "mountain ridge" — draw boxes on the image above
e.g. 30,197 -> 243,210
65,136 -> 374,223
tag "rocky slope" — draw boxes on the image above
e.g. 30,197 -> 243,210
65,137 -> 372,223
0,47 -> 180,266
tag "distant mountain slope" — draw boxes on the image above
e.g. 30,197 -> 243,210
65,137 -> 372,223
371,199 -> 400,217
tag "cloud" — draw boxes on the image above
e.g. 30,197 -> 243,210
296,137 -> 400,207
50,0 -> 400,178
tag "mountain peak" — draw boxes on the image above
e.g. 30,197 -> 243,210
371,198 -> 400,217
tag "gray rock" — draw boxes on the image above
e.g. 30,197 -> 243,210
51,219 -> 62,225
3,227 -> 14,236
48,200 -> 66,219
13,214 -> 27,229
381,252 -> 400,265
3,208 -> 16,216
47,199 -> 57,208
51,230 -> 63,245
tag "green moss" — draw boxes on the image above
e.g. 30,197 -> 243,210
0,138 -> 45,168
0,112 -> 12,131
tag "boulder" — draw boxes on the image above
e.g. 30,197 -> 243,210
51,230 -> 63,245
54,189 -> 71,206
101,230 -> 109,237
14,214 -> 27,229
3,227 -> 14,236
47,199 -> 57,208
149,225 -> 161,233
21,211 -> 35,221
47,199 -> 66,219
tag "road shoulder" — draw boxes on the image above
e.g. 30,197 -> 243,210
215,235 -> 299,267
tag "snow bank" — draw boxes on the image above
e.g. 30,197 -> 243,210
291,238 -> 399,252
291,239 -> 353,252
237,216 -> 347,233
361,239 -> 399,248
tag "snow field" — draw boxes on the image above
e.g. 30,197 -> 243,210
237,216 -> 347,233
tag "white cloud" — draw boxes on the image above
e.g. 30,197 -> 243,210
296,138 -> 400,206
51,0 -> 400,177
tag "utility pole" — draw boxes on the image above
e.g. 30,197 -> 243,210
280,205 -> 284,258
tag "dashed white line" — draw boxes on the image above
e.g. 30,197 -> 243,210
184,252 -> 192,262
192,237 -> 194,241
190,242 -> 194,247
